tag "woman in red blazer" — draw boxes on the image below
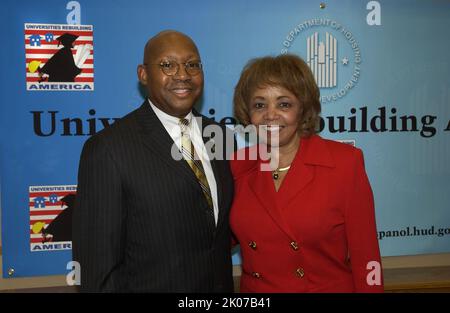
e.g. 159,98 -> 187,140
231,54 -> 383,292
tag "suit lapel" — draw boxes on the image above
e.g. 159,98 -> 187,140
248,156 -> 298,241
276,139 -> 314,210
136,103 -> 229,230
277,135 -> 335,210
135,102 -> 201,188
248,136 -> 335,240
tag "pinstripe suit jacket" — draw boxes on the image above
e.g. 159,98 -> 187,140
72,101 -> 234,292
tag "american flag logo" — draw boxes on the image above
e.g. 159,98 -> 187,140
29,185 -> 77,252
24,23 -> 94,91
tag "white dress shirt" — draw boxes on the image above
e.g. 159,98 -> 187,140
148,99 -> 219,225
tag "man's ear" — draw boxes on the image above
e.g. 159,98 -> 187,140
137,64 -> 148,85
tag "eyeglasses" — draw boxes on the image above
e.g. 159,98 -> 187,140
144,60 -> 203,76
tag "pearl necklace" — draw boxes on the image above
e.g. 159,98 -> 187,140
272,165 -> 291,180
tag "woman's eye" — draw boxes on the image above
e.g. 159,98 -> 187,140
254,102 -> 265,109
279,102 -> 291,108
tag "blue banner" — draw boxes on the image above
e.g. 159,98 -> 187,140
1,0 -> 449,278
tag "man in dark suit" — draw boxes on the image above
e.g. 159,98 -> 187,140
72,30 -> 234,292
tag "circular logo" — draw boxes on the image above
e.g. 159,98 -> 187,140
281,19 -> 362,103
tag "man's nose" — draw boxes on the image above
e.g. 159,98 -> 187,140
173,64 -> 190,80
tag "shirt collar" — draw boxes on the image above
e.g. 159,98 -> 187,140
147,98 -> 192,127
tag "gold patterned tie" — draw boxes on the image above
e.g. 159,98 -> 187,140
179,118 -> 213,211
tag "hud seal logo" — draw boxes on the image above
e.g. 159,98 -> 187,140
281,19 -> 361,103
25,23 -> 94,91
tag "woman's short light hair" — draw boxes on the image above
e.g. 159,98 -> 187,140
233,54 -> 321,137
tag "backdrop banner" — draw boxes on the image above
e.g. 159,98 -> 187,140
1,0 -> 449,278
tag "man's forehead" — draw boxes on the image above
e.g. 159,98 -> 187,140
146,49 -> 199,63
145,33 -> 199,60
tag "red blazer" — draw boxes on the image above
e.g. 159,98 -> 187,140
230,135 -> 383,292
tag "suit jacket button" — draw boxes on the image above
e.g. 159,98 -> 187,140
252,272 -> 261,279
295,268 -> 305,278
290,241 -> 299,251
248,241 -> 257,250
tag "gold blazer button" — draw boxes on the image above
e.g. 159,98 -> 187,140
295,268 -> 305,278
